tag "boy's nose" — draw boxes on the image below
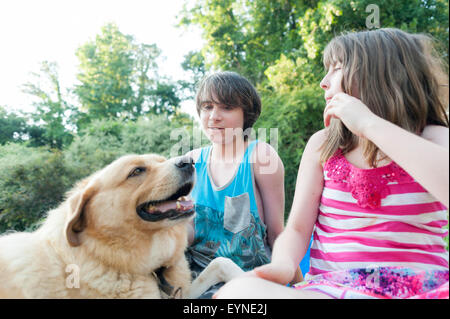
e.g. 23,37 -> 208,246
210,107 -> 222,120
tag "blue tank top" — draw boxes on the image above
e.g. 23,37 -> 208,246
187,140 -> 271,271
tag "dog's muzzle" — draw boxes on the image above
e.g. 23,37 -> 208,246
137,156 -> 195,222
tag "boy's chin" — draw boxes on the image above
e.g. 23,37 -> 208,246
209,136 -> 232,144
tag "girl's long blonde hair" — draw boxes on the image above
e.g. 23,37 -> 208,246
320,28 -> 449,166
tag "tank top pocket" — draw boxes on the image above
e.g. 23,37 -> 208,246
224,193 -> 251,233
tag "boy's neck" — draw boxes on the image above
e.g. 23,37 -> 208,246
211,136 -> 248,164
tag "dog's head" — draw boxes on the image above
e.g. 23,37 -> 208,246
64,154 -> 195,247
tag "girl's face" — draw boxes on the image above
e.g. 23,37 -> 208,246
199,99 -> 245,145
320,63 -> 344,105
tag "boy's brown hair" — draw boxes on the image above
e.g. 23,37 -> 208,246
320,28 -> 449,166
196,71 -> 261,132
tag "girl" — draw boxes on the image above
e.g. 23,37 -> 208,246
215,28 -> 449,299
185,71 -> 286,298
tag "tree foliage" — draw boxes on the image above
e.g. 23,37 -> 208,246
180,0 -> 449,213
74,23 -> 180,128
1,1 -> 448,231
22,61 -> 75,149
0,107 -> 28,145
0,115 -> 192,232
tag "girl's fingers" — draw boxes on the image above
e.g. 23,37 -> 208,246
253,265 -> 277,281
253,264 -> 291,285
323,103 -> 337,127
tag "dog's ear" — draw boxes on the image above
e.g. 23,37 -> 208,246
65,185 -> 97,247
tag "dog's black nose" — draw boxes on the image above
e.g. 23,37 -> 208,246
175,156 -> 195,174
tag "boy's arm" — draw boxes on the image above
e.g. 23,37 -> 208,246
253,142 -> 285,249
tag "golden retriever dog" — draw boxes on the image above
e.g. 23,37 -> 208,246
0,154 -> 243,298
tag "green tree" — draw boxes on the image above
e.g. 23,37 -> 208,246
179,50 -> 207,99
179,0 -> 449,214
22,61 -> 75,149
179,0 -> 305,84
0,114 -> 198,233
0,107 -> 28,145
75,23 -> 136,123
74,23 -> 181,128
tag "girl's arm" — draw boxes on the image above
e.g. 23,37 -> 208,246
253,142 -> 285,249
253,131 -> 325,284
364,122 -> 449,207
324,92 -> 449,207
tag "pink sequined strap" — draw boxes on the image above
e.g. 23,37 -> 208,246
324,149 -> 414,209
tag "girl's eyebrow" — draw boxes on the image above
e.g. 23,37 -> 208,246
327,62 -> 343,72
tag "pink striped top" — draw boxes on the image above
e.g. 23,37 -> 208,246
309,150 -> 449,276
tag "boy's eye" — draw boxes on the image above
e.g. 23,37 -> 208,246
201,104 -> 213,110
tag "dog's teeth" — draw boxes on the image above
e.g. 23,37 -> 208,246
176,201 -> 181,209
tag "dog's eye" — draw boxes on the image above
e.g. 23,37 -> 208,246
128,167 -> 146,178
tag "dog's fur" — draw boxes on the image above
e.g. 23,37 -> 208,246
0,154 -> 243,298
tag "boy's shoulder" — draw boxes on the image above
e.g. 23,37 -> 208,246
252,140 -> 284,173
253,140 -> 281,158
186,147 -> 205,163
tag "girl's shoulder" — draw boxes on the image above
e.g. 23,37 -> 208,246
421,125 -> 449,148
303,129 -> 328,158
308,129 -> 328,145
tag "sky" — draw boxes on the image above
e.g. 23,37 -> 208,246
0,0 -> 203,117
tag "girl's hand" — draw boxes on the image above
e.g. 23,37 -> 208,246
324,92 -> 379,138
252,261 -> 297,285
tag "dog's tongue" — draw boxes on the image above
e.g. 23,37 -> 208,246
148,198 -> 194,213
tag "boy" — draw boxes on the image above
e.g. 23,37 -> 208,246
185,71 -> 285,298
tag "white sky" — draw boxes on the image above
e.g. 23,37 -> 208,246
0,0 -> 203,117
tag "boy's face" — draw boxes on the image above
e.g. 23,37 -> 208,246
199,99 -> 245,145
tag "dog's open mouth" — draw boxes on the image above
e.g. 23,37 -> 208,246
137,183 -> 195,222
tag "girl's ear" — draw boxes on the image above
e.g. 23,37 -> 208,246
64,184 -> 97,247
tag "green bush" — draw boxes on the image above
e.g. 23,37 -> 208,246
0,143 -> 73,232
64,115 -> 192,181
0,115 -> 196,233
255,85 -> 324,217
